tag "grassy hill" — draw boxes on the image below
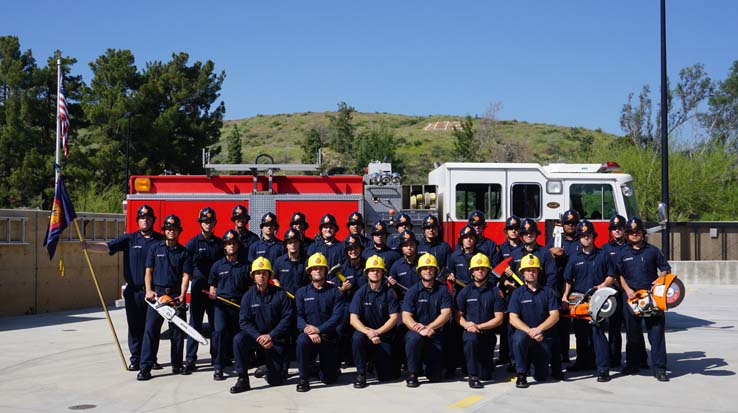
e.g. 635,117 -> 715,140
218,112 -> 621,183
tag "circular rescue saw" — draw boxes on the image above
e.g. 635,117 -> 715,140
627,273 -> 685,317
564,287 -> 619,326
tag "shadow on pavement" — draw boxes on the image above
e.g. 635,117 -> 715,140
0,307 -> 116,332
669,351 -> 734,378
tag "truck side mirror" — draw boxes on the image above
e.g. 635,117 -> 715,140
657,202 -> 668,225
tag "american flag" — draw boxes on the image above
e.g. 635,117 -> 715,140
59,82 -> 70,157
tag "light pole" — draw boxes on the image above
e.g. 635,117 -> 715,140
660,0 -> 670,259
123,112 -> 133,194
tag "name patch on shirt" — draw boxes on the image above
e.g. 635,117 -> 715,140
575,262 -> 584,266
624,257 -> 634,262
251,303 -> 261,308
466,298 -> 478,303
521,299 -> 533,304
304,297 -> 315,301
418,299 -> 429,303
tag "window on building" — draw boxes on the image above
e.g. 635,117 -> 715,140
455,183 -> 502,220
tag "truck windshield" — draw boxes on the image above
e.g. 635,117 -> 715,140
622,182 -> 639,218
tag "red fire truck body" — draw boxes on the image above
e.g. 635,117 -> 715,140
125,160 -> 638,248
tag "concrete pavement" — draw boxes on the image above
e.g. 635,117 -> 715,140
0,285 -> 736,413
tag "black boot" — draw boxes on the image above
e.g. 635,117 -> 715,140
213,369 -> 225,381
597,371 -> 611,382
254,365 -> 268,378
137,369 -> 152,381
296,377 -> 310,392
515,374 -> 529,389
406,373 -> 419,388
353,374 -> 367,389
468,376 -> 483,389
230,376 -> 251,393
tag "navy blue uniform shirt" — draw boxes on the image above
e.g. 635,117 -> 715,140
563,247 -> 612,293
456,282 -> 506,324
389,256 -> 420,289
238,229 -> 260,251
613,243 -> 670,290
477,237 -> 503,267
145,241 -> 193,290
185,233 -> 224,280
349,283 -> 400,331
209,256 -> 251,300
107,231 -> 164,287
341,259 -> 367,288
248,237 -> 285,264
295,282 -> 345,335
447,249 -> 478,284
239,284 -> 294,342
272,253 -> 308,296
362,245 -> 401,269
498,240 -> 521,260
510,245 -> 558,293
508,285 -> 559,329
401,281 -> 453,325
417,238 -> 452,271
601,238 -> 626,267
307,238 -> 345,268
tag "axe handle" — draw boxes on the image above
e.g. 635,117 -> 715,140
201,289 -> 240,308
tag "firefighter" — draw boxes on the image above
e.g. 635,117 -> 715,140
183,207 -> 224,374
231,256 -> 295,393
138,214 -> 193,380
496,215 -> 522,369
231,205 -> 259,251
612,217 -> 671,382
341,234 -> 367,288
346,211 -> 372,248
248,212 -> 285,264
547,209 -> 580,365
468,210 -> 502,266
402,253 -> 453,387
388,230 -> 421,295
417,214 -> 451,271
273,228 -> 308,297
362,220 -> 401,269
290,211 -> 313,254
508,254 -> 561,388
207,229 -> 251,381
81,204 -> 165,372
447,225 -> 480,286
600,214 -> 629,368
561,220 -> 615,382
387,213 -> 413,251
457,253 -> 505,388
295,253 -> 345,392
507,218 -> 561,379
307,213 -> 344,268
350,255 -> 400,388
329,236 -> 360,370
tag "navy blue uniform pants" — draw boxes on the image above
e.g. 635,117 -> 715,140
512,329 -> 554,379
463,331 -> 497,380
352,332 -> 394,381
296,333 -> 340,383
573,319 -> 610,373
186,278 -> 214,363
405,331 -> 443,382
608,291 -> 623,366
123,286 -> 148,366
140,303 -> 186,371
212,304 -> 239,370
622,300 -> 667,373
233,331 -> 287,385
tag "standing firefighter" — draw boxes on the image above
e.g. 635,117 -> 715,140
81,204 -> 164,371
208,229 -> 251,381
295,253 -> 345,392
349,255 -> 400,388
456,253 -> 505,388
231,256 -> 294,393
231,205 -> 259,251
138,214 -> 192,381
613,217 -> 671,382
184,207 -> 224,374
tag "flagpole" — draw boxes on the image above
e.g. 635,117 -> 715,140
73,219 -> 128,371
55,58 -> 61,185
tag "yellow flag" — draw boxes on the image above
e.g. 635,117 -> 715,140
59,258 -> 65,277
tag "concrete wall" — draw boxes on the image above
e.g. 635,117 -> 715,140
0,209 -> 125,316
671,261 -> 738,285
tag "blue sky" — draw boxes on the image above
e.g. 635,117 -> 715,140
5,0 -> 737,135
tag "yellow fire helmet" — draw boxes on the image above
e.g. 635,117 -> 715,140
416,253 -> 439,271
364,255 -> 386,273
469,253 -> 492,270
518,254 -> 542,272
306,252 -> 329,271
250,256 -> 274,276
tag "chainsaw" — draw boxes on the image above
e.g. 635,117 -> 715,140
146,295 -> 208,345
563,287 -> 619,326
627,273 -> 686,317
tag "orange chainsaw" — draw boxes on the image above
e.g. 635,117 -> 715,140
564,287 -> 618,326
627,273 -> 685,317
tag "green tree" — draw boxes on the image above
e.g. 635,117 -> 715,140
300,127 -> 322,164
326,102 -> 355,152
225,125 -> 243,164
353,125 -> 403,174
703,60 -> 738,150
619,85 -> 654,148
453,115 -> 476,161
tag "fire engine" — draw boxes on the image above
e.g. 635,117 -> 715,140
124,151 -> 639,248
